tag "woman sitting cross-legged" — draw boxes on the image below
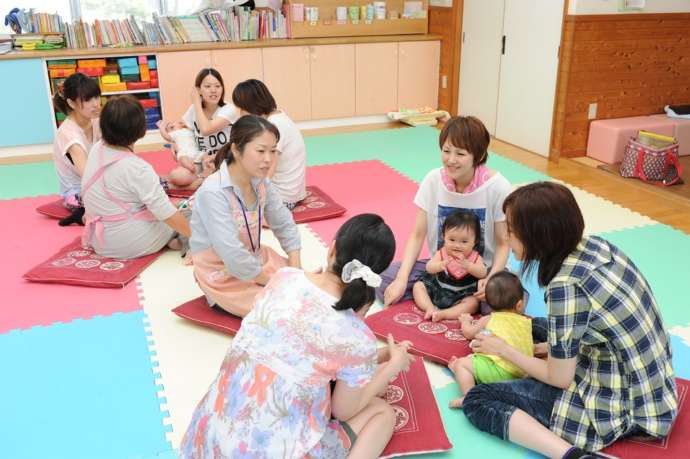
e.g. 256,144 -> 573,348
462,182 -> 678,459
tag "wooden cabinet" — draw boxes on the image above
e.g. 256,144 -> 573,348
355,43 -> 398,116
157,50 -> 212,119
310,44 -> 355,120
398,41 -> 440,109
262,46 -> 311,121
211,48 -> 263,98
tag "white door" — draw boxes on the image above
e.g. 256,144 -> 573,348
458,0 -> 505,135
494,0 -> 564,156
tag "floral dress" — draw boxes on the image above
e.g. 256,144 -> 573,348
180,267 -> 379,458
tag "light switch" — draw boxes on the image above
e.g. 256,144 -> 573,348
588,103 -> 598,120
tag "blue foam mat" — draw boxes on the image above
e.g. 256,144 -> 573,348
0,311 -> 170,459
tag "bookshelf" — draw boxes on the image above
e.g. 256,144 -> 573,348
46,54 -> 162,131
287,0 -> 428,38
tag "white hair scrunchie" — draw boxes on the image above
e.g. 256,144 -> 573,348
341,259 -> 382,288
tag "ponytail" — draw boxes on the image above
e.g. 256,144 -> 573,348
53,92 -> 69,115
330,214 -> 396,312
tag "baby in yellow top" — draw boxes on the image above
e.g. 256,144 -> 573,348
448,271 -> 533,408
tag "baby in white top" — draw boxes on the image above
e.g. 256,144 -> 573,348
164,121 -> 215,188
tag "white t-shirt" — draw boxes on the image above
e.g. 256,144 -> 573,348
52,117 -> 101,198
267,111 -> 307,204
413,168 -> 512,265
182,104 -> 237,155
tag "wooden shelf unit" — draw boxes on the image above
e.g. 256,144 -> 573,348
287,0 -> 428,38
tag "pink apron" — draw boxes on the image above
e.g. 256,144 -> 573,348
81,145 -> 158,251
192,182 -> 287,317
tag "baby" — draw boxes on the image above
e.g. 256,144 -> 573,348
413,210 -> 487,322
163,121 -> 215,188
448,271 -> 533,408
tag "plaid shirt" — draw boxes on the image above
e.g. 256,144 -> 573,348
546,235 -> 677,451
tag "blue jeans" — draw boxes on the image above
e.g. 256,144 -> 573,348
463,376 -> 563,441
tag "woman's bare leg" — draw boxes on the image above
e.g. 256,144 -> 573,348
345,397 -> 396,459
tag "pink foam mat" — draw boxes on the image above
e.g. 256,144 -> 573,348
139,150 -> 177,176
304,161 -> 427,260
1,196 -> 143,333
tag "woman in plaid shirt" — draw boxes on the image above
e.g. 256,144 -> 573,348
462,182 -> 678,459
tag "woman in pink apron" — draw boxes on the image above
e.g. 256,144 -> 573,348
190,115 -> 301,316
81,96 -> 191,259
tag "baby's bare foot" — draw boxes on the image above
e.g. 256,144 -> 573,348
449,397 -> 465,409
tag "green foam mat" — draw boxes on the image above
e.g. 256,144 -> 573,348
0,162 -> 58,199
600,224 -> 690,328
305,126 -> 550,184
429,384 -> 531,458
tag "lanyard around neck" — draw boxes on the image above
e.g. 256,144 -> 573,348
232,188 -> 261,253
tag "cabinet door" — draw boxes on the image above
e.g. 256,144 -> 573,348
157,50 -> 212,120
355,43 -> 398,116
211,48 -> 263,99
0,59 -> 54,147
398,41 -> 440,109
262,46 -> 311,121
310,44 -> 356,120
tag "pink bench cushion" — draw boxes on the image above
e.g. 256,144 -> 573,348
603,378 -> 689,459
172,295 -> 242,335
365,301 -> 472,365
36,199 -> 71,219
380,358 -> 453,458
587,116 -> 675,164
23,237 -> 163,288
649,114 -> 690,156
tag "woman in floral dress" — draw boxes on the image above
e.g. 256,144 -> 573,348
181,214 -> 415,458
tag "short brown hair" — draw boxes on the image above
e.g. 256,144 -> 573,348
232,79 -> 277,116
439,116 -> 490,166
100,95 -> 146,148
503,182 -> 585,286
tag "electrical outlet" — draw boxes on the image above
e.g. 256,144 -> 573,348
441,75 -> 448,89
588,103 -> 598,120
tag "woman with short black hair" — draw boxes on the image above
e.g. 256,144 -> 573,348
462,181 -> 678,459
81,95 -> 190,258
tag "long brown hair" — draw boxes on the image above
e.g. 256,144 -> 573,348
503,182 -> 585,286
213,115 -> 280,170
194,68 -> 226,108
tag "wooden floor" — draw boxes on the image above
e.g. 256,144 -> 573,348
490,139 -> 690,234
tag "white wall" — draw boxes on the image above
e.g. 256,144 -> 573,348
569,0 -> 690,15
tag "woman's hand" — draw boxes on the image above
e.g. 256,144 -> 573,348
470,332 -> 508,357
383,277 -> 406,306
474,277 -> 488,301
387,334 -> 415,372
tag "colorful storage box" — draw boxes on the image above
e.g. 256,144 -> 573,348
117,57 -> 138,68
102,82 -> 128,92
139,64 -> 150,81
126,81 -> 151,90
586,116 -> 676,164
101,74 -> 121,85
49,68 -> 75,78
79,59 -> 106,68
139,98 -> 159,108
147,58 -> 157,69
149,78 -> 158,88
77,67 -> 104,77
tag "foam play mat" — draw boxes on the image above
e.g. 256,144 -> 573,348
2,126 -> 690,458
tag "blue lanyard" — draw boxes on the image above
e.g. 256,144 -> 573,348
232,189 -> 261,253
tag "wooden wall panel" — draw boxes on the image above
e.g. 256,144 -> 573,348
429,3 -> 462,114
551,13 -> 690,158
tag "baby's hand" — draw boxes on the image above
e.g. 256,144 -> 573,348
459,313 -> 472,323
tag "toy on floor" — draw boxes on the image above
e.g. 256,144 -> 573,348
387,107 -> 450,126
